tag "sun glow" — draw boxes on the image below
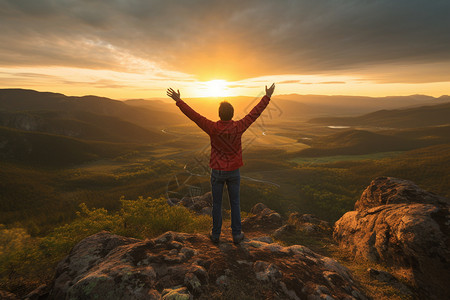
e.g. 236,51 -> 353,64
199,79 -> 231,97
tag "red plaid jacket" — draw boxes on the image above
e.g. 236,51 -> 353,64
176,95 -> 271,171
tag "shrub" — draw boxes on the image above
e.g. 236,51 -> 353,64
119,196 -> 211,239
0,197 -> 211,296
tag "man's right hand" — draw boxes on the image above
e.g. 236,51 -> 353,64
265,83 -> 275,98
167,88 -> 181,102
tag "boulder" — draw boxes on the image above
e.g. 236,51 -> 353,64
334,177 -> 450,299
250,202 -> 268,215
242,203 -> 282,231
48,230 -> 367,299
355,176 -> 448,211
287,212 -> 332,234
272,224 -> 296,239
171,192 -> 213,215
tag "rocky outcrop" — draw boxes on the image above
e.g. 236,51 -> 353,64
334,177 -> 450,300
355,176 -> 449,210
49,231 -> 367,299
287,212 -> 332,234
272,213 -> 332,240
272,224 -> 297,239
168,192 -> 213,216
242,203 -> 283,231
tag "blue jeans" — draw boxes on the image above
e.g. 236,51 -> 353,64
210,168 -> 241,237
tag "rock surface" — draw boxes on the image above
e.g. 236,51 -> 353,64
287,212 -> 332,234
355,176 -> 448,210
48,231 -> 367,299
334,177 -> 450,300
168,192 -> 213,216
242,203 -> 283,231
272,224 -> 297,239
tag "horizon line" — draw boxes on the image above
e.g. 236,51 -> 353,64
1,87 -> 448,101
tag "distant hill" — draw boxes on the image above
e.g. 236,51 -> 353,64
0,89 -> 185,130
278,94 -> 450,116
291,126 -> 450,157
0,110 -> 170,144
138,95 -> 320,121
140,93 -> 450,121
292,130 -> 416,157
0,126 -> 142,167
308,102 -> 450,128
6,90 -> 445,125
380,125 -> 450,143
271,94 -> 442,120
124,99 -> 176,112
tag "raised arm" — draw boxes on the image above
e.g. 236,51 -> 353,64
167,88 -> 214,135
237,83 -> 275,132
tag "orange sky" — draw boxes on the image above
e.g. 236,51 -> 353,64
0,1 -> 449,99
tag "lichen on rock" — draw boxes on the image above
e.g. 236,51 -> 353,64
334,176 -> 450,300
48,229 -> 367,299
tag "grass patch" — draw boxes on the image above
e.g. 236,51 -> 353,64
327,244 -> 416,300
290,151 -> 404,164
272,230 -> 332,256
273,229 -> 416,300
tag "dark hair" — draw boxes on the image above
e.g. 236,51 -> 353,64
219,101 -> 234,121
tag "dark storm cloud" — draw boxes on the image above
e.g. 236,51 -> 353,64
0,0 -> 449,81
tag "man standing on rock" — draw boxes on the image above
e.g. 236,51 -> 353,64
167,83 -> 275,244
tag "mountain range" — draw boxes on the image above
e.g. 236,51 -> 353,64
292,126 -> 450,157
1,88 -> 449,165
140,93 -> 450,120
308,101 -> 450,128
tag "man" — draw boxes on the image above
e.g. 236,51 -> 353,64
167,83 -> 275,244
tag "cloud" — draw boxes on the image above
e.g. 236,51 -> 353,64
13,72 -> 58,79
279,80 -> 302,84
0,0 -> 449,82
68,79 -> 132,89
319,81 -> 346,84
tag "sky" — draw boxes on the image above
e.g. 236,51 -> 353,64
0,0 -> 449,99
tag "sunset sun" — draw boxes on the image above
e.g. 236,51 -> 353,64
202,79 -> 230,97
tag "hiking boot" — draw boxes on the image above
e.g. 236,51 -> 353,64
232,232 -> 245,244
209,232 -> 220,244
